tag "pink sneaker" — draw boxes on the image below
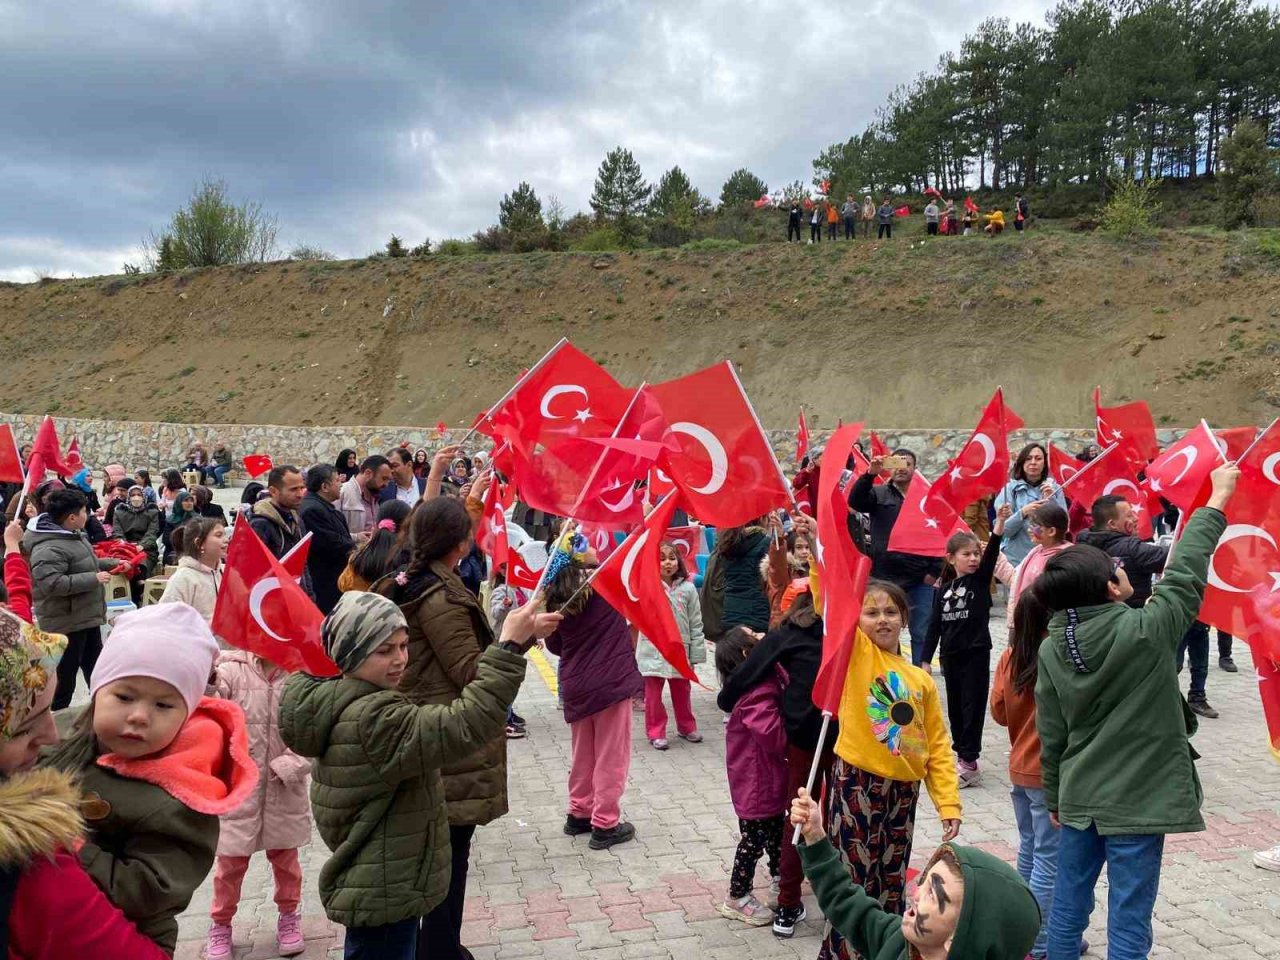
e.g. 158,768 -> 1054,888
277,911 -> 305,956
204,922 -> 233,960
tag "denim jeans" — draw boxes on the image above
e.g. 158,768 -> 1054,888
210,464 -> 231,486
1176,621 -> 1209,697
343,917 -> 418,959
905,583 -> 934,666
1011,786 -> 1058,958
1048,824 -> 1164,960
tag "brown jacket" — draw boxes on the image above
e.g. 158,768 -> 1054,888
378,559 -> 507,827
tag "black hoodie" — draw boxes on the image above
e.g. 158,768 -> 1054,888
1075,529 -> 1169,607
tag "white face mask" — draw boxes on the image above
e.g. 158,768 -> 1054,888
129,496 -> 144,508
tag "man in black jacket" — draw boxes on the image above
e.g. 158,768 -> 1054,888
298,464 -> 356,614
249,464 -> 313,598
1075,495 -> 1169,608
848,449 -> 943,665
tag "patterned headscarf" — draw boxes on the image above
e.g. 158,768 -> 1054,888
321,592 -> 408,674
0,608 -> 67,740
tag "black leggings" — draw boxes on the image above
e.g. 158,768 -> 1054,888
418,823 -> 476,959
878,222 -> 892,239
730,815 -> 784,898
53,626 -> 103,711
787,222 -> 801,241
941,649 -> 990,763
810,222 -> 821,242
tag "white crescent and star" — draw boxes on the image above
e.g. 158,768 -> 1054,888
1207,524 -> 1280,594
248,578 -> 292,644
1166,446 -> 1198,485
620,530 -> 650,603
1263,452 -> 1280,486
920,495 -> 940,530
599,484 -> 635,513
539,384 -> 590,422
671,422 -> 729,495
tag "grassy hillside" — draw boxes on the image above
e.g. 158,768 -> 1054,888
2,228 -> 1278,429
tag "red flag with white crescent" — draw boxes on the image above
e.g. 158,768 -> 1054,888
1095,387 -> 1159,470
922,388 -> 1024,528
796,409 -> 810,462
0,423 -> 23,485
590,495 -> 698,684
26,415 -> 71,484
507,551 -> 543,590
665,525 -> 707,567
886,472 -> 973,557
1059,442 -> 1154,539
1047,443 -> 1085,488
65,436 -> 84,472
648,362 -> 791,527
475,476 -> 511,574
212,521 -> 337,676
1143,421 -> 1226,513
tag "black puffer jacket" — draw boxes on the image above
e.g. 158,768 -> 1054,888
716,616 -> 836,752
848,472 -> 942,588
1075,529 -> 1170,607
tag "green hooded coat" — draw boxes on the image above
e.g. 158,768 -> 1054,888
1036,507 -> 1225,836
278,645 -> 525,929
799,837 -> 1040,959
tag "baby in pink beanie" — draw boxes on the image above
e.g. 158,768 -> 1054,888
41,602 -> 259,952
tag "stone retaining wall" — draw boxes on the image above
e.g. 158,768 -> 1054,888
1,412 -> 1187,480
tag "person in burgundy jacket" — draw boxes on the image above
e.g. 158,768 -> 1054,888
0,595 -> 169,959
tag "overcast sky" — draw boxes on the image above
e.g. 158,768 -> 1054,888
1,0 -> 1057,281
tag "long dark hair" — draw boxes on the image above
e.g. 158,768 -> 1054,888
404,497 -> 472,578
716,625 -> 759,685
1031,502 -> 1071,546
716,519 -> 767,559
1009,593 -> 1046,695
170,516 -> 224,561
544,562 -> 590,617
352,499 -> 412,584
659,540 -> 689,585
1012,443 -> 1048,485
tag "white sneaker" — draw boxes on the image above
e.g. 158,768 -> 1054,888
1254,844 -> 1280,872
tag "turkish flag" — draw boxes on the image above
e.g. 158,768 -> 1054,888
924,388 -> 1024,527
243,454 -> 273,479
0,424 -> 23,484
1198,419 -> 1280,647
566,386 -> 670,526
1095,388 -> 1159,470
647,464 -> 677,502
1143,421 -> 1226,513
870,432 -> 890,459
1215,426 -> 1256,462
894,205 -> 911,217
579,521 -> 621,564
796,409 -> 810,462
887,472 -> 973,557
665,525 -> 708,567
507,551 -> 543,590
591,495 -> 699,684
649,362 -> 792,528
1047,443 -> 1085,488
212,521 -> 337,676
1060,442 -> 1153,539
65,436 -> 83,472
475,476 -> 511,574
27,416 -> 71,483
485,341 -> 632,452
435,421 -> 448,438
964,196 -> 979,214
811,424 -> 873,715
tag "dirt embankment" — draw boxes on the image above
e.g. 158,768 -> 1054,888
2,232 -> 1278,430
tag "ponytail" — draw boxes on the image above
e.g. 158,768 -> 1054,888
1009,582 -> 1051,695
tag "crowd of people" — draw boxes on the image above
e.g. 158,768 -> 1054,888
784,193 -> 1031,242
0,430 -> 1274,960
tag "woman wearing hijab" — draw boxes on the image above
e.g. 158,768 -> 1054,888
334,449 -> 358,484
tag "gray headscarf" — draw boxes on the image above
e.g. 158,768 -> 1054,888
321,592 -> 408,673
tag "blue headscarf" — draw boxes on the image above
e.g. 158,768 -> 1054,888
70,468 -> 93,494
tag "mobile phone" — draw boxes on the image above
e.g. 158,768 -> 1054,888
881,455 -> 909,471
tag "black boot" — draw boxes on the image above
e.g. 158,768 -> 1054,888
1189,696 -> 1220,719
563,814 -> 592,836
1219,656 -> 1238,673
588,821 -> 636,850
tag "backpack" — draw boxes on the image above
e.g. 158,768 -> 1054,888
699,550 -> 727,642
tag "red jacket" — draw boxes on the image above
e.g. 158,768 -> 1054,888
3,768 -> 169,960
2,552 -> 32,622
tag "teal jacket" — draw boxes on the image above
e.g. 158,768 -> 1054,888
1036,507 -> 1226,835
799,837 -> 1040,960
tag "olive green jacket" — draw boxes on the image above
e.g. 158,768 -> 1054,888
279,645 -> 525,928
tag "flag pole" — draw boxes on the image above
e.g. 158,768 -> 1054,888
791,712 -> 832,845
454,337 -> 570,451
1233,417 -> 1278,466
1057,441 -> 1120,498
725,361 -> 800,513
555,493 -> 676,610
568,382 -> 648,518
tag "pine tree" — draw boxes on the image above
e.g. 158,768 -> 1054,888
648,166 -> 700,219
385,234 -> 407,257
719,168 -> 768,207
499,181 -> 543,233
590,147 -> 651,245
1218,121 -> 1279,228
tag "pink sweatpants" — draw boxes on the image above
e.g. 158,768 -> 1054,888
210,848 -> 304,924
568,698 -> 633,829
644,676 -> 697,741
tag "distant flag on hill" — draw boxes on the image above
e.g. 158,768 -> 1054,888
964,196 -> 979,214
0,424 -> 23,485
894,205 -> 911,217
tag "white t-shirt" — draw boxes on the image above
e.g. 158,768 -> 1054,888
394,482 -> 418,507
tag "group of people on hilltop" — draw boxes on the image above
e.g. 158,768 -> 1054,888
786,192 -> 1031,242
1,420 -> 1274,960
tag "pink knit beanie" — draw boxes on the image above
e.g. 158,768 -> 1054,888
90,603 -> 219,714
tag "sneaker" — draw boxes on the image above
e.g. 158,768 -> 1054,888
768,875 -> 780,908
505,724 -> 527,739
564,814 -> 592,836
678,730 -> 703,743
651,738 -> 669,751
589,821 -> 636,850
958,760 -> 983,788
771,903 -> 806,937
204,922 -> 233,960
277,911 -> 305,957
1254,843 -> 1280,872
717,894 -> 773,926
1189,697 -> 1220,719
1220,657 -> 1239,673
509,710 -> 527,727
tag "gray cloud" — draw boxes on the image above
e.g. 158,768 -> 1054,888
0,0 -> 1056,280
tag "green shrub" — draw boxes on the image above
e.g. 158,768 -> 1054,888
571,228 -> 623,252
436,239 -> 477,256
681,237 -> 743,252
1099,175 -> 1162,239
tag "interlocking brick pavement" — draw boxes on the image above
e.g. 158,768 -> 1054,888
172,611 -> 1280,958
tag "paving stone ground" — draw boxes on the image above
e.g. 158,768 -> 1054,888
163,605 -> 1280,960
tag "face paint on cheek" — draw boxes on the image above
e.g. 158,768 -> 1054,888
913,911 -> 931,938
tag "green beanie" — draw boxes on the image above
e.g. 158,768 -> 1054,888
944,844 -> 1041,960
